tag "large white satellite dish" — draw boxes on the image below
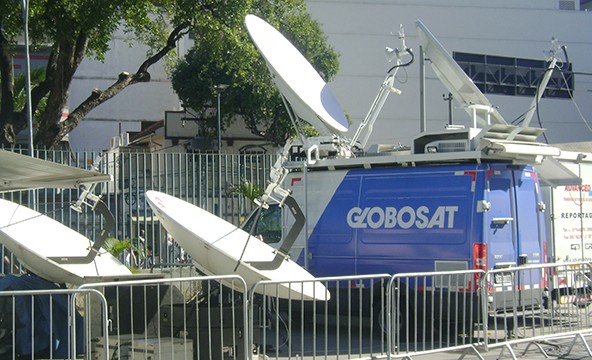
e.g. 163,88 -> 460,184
0,199 -> 131,285
245,14 -> 348,136
416,20 -> 507,126
145,190 -> 330,301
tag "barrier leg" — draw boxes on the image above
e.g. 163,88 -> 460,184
520,341 -> 550,358
565,332 -> 592,357
457,345 -> 485,360
497,343 -> 517,360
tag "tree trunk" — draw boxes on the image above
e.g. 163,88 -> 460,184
36,34 -> 88,148
48,22 -> 190,149
2,22 -> 189,150
0,25 -> 16,146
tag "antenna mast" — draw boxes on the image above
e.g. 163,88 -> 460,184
349,25 -> 413,149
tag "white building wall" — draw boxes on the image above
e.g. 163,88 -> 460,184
66,1 -> 592,151
306,0 -> 592,147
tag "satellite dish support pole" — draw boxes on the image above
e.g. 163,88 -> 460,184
420,45 -> 426,133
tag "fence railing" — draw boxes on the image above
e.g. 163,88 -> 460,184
2,149 -> 592,358
0,280 -> 107,359
2,263 -> 592,359
79,275 -> 249,360
388,269 -> 487,355
483,262 -> 592,356
0,149 -> 276,274
249,274 -> 393,359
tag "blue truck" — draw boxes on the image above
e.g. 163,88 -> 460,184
243,16 -> 570,338
244,132 -> 555,338
286,162 -> 545,289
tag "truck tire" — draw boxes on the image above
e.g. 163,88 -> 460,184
373,287 -> 411,343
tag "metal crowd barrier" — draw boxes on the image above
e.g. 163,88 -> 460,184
0,284 -> 107,360
2,263 -> 592,359
249,274 -> 392,359
483,262 -> 592,358
387,269 -> 487,358
384,262 -> 592,359
79,274 -> 249,360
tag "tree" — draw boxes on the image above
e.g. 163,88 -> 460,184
0,0 -> 249,149
171,1 -> 339,146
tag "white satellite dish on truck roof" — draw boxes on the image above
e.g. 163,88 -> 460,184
145,190 -> 330,301
0,198 -> 131,285
245,14 -> 348,136
415,20 -> 507,126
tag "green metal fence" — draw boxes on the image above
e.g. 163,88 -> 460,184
0,149 -> 276,272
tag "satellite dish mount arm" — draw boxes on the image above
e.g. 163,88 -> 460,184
520,38 -> 563,129
350,25 -> 413,148
48,199 -> 113,265
248,195 -> 304,271
49,154 -> 113,265
244,141 -> 305,270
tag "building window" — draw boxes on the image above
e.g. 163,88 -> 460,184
453,52 -> 574,99
557,0 -> 592,10
559,0 -> 577,10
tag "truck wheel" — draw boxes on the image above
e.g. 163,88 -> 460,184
373,292 -> 409,343
374,301 -> 402,334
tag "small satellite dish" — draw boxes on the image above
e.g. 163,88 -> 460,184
416,20 -> 507,126
0,199 -> 131,285
146,190 -> 330,301
245,14 -> 348,136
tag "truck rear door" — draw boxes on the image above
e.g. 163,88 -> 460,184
485,165 -> 544,309
513,167 -> 544,306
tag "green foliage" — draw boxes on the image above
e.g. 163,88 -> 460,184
171,0 -> 340,146
103,237 -> 133,258
12,68 -> 47,124
0,0 -> 337,148
0,0 -> 174,146
229,179 -> 264,202
1,1 -> 151,61
103,236 -> 145,272
0,0 -> 255,147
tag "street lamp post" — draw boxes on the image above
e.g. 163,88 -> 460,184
214,84 -> 229,218
21,0 -> 37,209
21,0 -> 34,156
